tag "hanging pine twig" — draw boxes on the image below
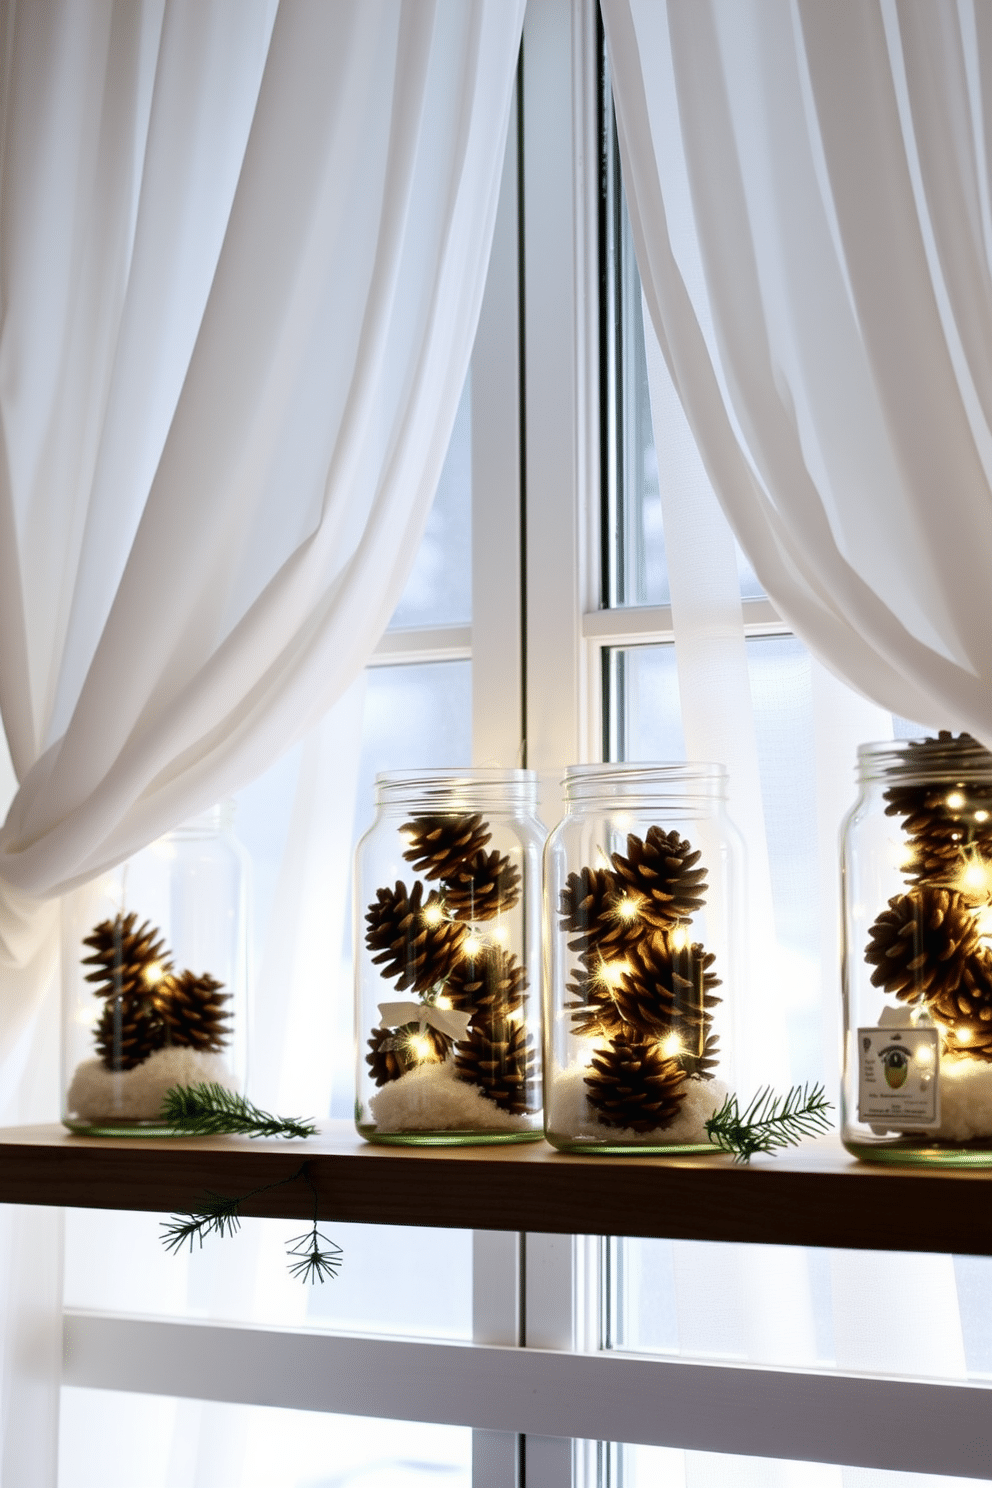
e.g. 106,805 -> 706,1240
160,1082 -> 317,1139
704,1083 -> 833,1163
285,1168 -> 343,1283
160,1161 -> 342,1283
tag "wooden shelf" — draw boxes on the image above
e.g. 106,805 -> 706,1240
3,1123 -> 992,1253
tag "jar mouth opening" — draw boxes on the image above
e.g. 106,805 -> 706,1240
562,762 -> 728,799
857,735 -> 992,783
374,768 -> 538,807
168,800 -> 235,835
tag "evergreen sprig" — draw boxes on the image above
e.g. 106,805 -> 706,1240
286,1227 -> 343,1283
705,1082 -> 833,1163
160,1082 -> 317,1139
160,1162 -> 342,1283
161,1192 -> 244,1253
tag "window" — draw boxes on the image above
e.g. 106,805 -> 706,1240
59,3 -> 991,1485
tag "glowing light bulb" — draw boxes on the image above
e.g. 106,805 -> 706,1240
144,961 -> 166,986
463,934 -> 484,957
947,791 -> 966,810
422,903 -> 444,927
669,926 -> 689,951
960,862 -> 990,895
490,924 -> 510,946
915,1045 -> 934,1065
659,1033 -> 682,1058
434,995 -> 452,1010
616,898 -> 640,922
957,1027 -> 972,1044
598,960 -> 629,989
977,811 -> 990,824
408,1034 -> 435,1062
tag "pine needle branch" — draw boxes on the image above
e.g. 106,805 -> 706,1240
285,1166 -> 342,1284
159,1082 -> 317,1139
160,1162 -> 343,1283
161,1192 -> 243,1253
705,1082 -> 833,1164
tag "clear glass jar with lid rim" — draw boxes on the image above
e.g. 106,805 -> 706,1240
544,762 -> 742,1154
842,732 -> 992,1165
355,767 -> 545,1146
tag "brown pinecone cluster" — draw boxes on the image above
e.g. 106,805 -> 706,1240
560,826 -> 721,1132
867,732 -> 992,1059
83,912 -> 231,1071
364,813 -> 535,1114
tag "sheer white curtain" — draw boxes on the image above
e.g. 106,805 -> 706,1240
0,3 -> 523,1482
603,0 -> 992,744
605,1 -> 978,1466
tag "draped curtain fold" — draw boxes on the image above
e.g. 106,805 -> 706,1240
0,0 -> 524,907
0,5 -> 523,1482
602,0 -> 992,744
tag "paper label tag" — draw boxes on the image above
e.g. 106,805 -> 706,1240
857,1026 -> 940,1129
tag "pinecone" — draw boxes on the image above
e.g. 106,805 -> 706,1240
930,952 -> 992,1060
442,849 -> 520,921
611,935 -> 721,1041
153,970 -> 231,1053
611,827 -> 708,929
445,944 -> 527,1017
82,912 -> 173,1001
864,886 -> 980,1004
366,1021 -> 452,1086
558,866 -> 642,958
402,813 -> 492,881
453,1015 -> 536,1114
584,1032 -> 688,1132
94,997 -> 166,1071
365,880 -> 467,993
884,733 -> 992,890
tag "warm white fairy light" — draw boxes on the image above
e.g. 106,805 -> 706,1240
407,1033 -> 439,1062
947,791 -> 966,810
669,925 -> 689,951
977,810 -> 990,824
956,1027 -> 972,1044
144,961 -> 166,986
422,902 -> 445,927
915,1043 -> 934,1066
490,923 -> 510,946
616,897 -> 640,922
434,995 -> 452,1010
660,1033 -> 682,1058
463,934 -> 484,957
597,960 -> 629,989
959,861 -> 991,897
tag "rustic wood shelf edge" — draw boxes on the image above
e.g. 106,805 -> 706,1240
2,1123 -> 992,1254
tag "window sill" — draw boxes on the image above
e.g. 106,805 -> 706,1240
2,1122 -> 991,1252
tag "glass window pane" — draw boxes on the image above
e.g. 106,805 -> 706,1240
388,375 -> 472,630
65,660 -> 474,1342
59,1390 -> 471,1488
602,100 -> 765,612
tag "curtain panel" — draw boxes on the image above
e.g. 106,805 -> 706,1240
0,4 -> 523,1482
603,0 -> 992,744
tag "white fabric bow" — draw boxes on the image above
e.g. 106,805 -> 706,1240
377,1001 -> 471,1041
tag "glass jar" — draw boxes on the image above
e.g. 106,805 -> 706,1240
62,803 -> 250,1135
544,764 -> 742,1153
842,732 -> 992,1165
355,769 -> 545,1145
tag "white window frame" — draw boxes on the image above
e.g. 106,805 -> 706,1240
62,3 -> 990,1484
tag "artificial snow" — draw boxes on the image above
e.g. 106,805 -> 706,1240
66,1046 -> 236,1124
932,1055 -> 992,1142
367,1059 -> 538,1133
545,1062 -> 728,1148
